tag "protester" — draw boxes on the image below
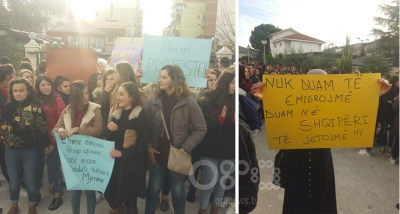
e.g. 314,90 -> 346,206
88,73 -> 103,102
105,82 -> 151,214
389,95 -> 399,164
144,65 -> 207,214
20,57 -> 32,64
1,77 -> 50,214
93,69 -> 114,103
53,80 -> 102,214
0,56 -> 11,65
54,76 -> 70,105
35,75 -> 66,210
36,60 -> 46,77
195,69 -> 221,101
247,64 -> 260,84
18,62 -> 34,74
0,64 -> 14,186
98,58 -> 109,74
196,72 -> 235,214
219,57 -> 231,72
239,65 -> 253,93
17,69 -> 35,86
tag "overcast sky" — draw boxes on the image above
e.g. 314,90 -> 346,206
238,0 -> 394,49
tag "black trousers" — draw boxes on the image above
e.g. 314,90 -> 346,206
105,161 -> 120,209
392,135 -> 399,159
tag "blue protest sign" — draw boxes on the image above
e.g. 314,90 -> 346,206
55,133 -> 115,193
141,34 -> 212,87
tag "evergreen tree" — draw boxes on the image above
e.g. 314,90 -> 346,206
337,35 -> 353,73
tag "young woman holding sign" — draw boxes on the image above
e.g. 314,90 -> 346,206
105,82 -> 151,214
35,75 -> 66,210
53,80 -> 103,214
1,77 -> 50,214
144,65 -> 206,214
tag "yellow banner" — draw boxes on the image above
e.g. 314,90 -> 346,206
262,74 -> 380,149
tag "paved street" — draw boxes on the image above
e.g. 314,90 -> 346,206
250,127 -> 399,214
0,171 -> 230,214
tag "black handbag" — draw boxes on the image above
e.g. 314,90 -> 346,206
273,150 -> 289,188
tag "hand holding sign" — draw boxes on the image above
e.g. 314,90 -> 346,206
55,133 -> 115,193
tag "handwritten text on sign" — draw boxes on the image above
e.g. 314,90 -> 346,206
55,134 -> 115,193
141,34 -> 212,87
262,74 -> 380,149
110,37 -> 144,68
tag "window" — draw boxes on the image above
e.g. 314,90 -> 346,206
111,4 -> 113,10
110,12 -> 113,18
197,15 -> 200,19
203,15 -> 206,21
280,43 -> 282,47
274,44 -> 276,48
96,11 -> 98,16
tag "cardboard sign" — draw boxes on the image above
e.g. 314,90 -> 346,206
262,74 -> 380,149
141,34 -> 212,87
55,133 -> 115,193
110,37 -> 144,69
46,48 -> 98,83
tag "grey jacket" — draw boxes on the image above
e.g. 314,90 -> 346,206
146,95 -> 207,154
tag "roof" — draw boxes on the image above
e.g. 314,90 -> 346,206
269,28 -> 299,37
238,46 -> 260,58
90,21 -> 131,29
3,28 -> 67,44
49,20 -> 107,35
282,33 -> 325,43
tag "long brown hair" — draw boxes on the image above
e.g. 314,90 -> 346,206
111,62 -> 140,107
203,72 -> 235,119
69,80 -> 88,127
35,75 -> 56,106
154,65 -> 191,103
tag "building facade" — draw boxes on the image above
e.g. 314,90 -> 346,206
164,0 -> 218,39
46,20 -> 107,52
95,0 -> 143,37
270,28 -> 325,56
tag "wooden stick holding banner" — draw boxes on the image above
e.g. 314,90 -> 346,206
262,74 -> 380,149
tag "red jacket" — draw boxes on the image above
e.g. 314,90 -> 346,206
41,94 -> 66,146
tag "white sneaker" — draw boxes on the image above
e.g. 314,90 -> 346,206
358,149 -> 371,157
20,188 -> 28,197
96,192 -> 104,204
219,197 -> 230,209
225,200 -> 235,214
389,157 -> 396,165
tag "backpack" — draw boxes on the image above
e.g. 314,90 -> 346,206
239,94 -> 264,130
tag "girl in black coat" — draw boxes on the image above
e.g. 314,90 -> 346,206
105,82 -> 151,214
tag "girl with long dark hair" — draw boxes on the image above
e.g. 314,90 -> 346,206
196,72 -> 235,214
53,80 -> 103,214
35,75 -> 66,210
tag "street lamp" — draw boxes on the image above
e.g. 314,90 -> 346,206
246,45 -> 251,64
261,39 -> 267,65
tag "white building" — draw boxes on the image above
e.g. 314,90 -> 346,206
95,0 -> 142,37
269,28 -> 325,56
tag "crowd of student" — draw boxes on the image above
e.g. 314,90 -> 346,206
0,55 -> 236,214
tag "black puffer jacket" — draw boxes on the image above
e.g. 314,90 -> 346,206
0,99 -> 49,150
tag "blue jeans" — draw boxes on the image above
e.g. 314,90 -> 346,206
145,164 -> 186,214
48,145 -> 62,193
71,190 -> 96,214
37,150 -> 45,191
5,147 -> 39,205
199,157 -> 235,210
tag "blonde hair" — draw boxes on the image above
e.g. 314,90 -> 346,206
17,69 -> 35,86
